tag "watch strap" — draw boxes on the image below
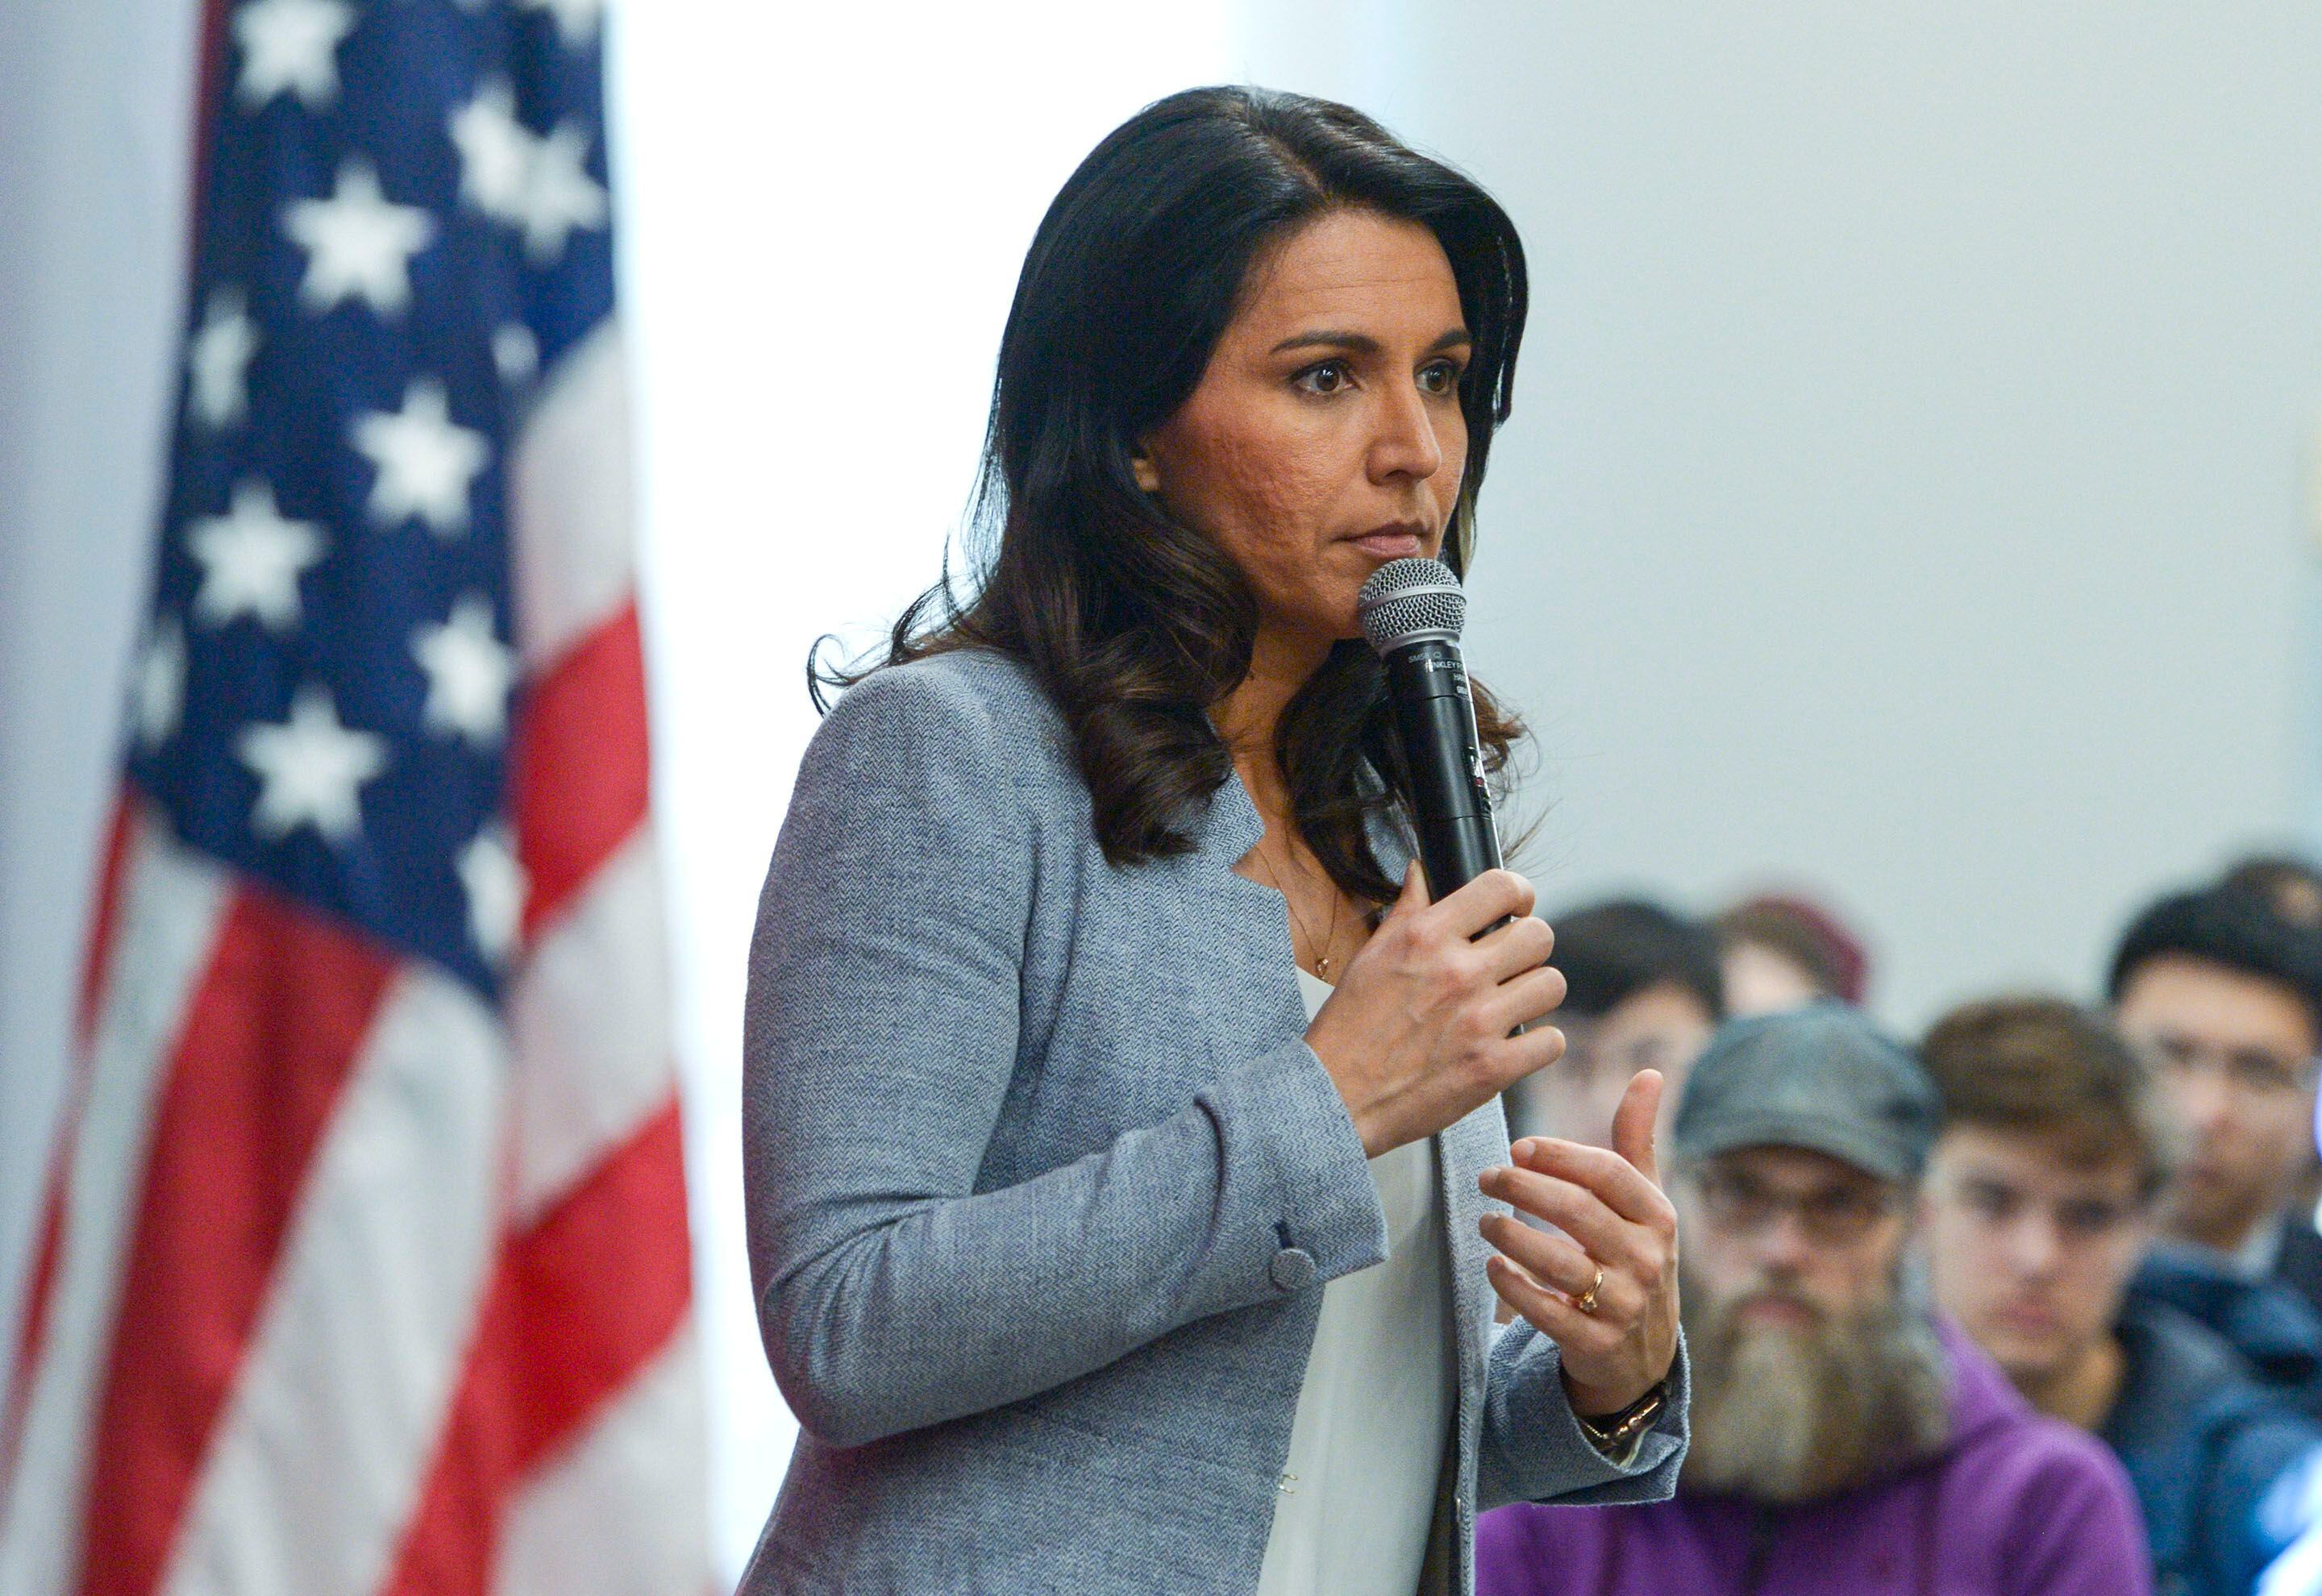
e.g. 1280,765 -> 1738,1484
1576,1379 -> 1667,1462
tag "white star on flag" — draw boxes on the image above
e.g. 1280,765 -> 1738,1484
132,617 -> 186,749
187,289 -> 259,429
189,479 -> 327,630
283,162 -> 435,317
519,0 -> 603,46
352,379 -> 489,535
411,594 -> 515,746
493,324 -> 540,389
233,0 -> 358,110
449,79 -> 535,222
238,684 -> 389,842
519,123 -> 609,263
458,824 -> 528,962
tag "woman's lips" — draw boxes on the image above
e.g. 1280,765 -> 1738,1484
1348,530 -> 1424,559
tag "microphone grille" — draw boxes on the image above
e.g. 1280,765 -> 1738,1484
1357,557 -> 1467,655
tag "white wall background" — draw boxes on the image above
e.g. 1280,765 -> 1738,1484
0,0 -> 202,1465
6,1 -> 2321,1585
1326,2 -> 2322,1025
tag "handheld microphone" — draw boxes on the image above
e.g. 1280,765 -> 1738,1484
1356,557 -> 1504,900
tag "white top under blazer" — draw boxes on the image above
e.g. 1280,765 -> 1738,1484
1254,967 -> 1457,1596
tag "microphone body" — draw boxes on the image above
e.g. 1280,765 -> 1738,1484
1382,640 -> 1504,898
1357,557 -> 1504,901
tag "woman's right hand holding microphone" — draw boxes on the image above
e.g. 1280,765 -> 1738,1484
1305,863 -> 1566,1158
1309,862 -> 1683,1419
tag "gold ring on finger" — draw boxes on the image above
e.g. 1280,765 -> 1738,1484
1575,1263 -> 1604,1315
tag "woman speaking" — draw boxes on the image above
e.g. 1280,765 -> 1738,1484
739,87 -> 1687,1595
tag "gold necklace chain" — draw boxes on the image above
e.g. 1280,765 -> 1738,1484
1252,837 -> 1344,978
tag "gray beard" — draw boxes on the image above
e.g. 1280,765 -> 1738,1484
1679,1277 -> 1953,1504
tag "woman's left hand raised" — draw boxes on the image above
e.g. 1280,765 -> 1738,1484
1477,1069 -> 1681,1418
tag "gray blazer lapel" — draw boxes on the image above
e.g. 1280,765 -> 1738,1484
1437,1101 -> 1513,1391
1188,765 -> 1313,1066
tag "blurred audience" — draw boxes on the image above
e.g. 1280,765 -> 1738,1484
1477,1006 -> 2148,1595
1512,898 -> 1722,1147
1920,995 -> 2322,1595
2109,883 -> 2322,1331
2223,853 -> 2322,1234
1715,892 -> 1872,1015
2224,855 -> 2322,933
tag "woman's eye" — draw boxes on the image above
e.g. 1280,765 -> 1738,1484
1295,360 -> 1352,395
1418,360 -> 1462,395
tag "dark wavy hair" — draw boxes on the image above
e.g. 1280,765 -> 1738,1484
817,85 -> 1531,907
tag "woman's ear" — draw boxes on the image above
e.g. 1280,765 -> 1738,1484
1129,447 -> 1161,494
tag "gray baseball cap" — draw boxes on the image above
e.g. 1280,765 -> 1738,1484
1670,1003 -> 1940,1184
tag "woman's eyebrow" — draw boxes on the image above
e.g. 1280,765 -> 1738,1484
1268,327 -> 1474,355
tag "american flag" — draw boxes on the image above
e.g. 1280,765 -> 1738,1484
0,0 -> 708,1591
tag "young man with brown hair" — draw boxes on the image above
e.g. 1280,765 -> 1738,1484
1921,996 -> 2322,1596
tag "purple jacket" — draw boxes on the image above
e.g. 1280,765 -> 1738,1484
1476,1321 -> 2150,1596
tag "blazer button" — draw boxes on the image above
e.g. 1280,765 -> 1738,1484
1269,1246 -> 1317,1291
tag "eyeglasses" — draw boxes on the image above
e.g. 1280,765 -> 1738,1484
1688,1166 -> 1900,1245
2135,1032 -> 2319,1097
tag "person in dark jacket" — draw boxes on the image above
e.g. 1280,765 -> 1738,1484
1920,995 -> 2322,1595
2135,1241 -> 2322,1414
1478,1006 -> 2147,1596
2110,882 -> 2322,1324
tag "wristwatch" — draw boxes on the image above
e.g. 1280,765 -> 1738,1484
1576,1379 -> 1667,1464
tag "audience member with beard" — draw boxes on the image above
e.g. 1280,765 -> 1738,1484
1476,1005 -> 2149,1596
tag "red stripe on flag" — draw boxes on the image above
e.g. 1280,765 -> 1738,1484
76,793 -> 138,1045
1,797 -> 141,1497
0,1169 -> 65,1503
189,0 -> 233,250
383,1095 -> 692,1596
511,601 -> 650,943
77,888 -> 396,1596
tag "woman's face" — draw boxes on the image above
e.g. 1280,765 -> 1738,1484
1136,208 -> 1471,655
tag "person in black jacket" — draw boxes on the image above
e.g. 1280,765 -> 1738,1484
1921,995 -> 2322,1595
2109,881 -> 2322,1326
2133,1241 -> 2322,1417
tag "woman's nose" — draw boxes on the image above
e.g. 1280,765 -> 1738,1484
1367,384 -> 1445,483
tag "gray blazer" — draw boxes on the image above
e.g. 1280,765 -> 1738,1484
739,649 -> 1687,1594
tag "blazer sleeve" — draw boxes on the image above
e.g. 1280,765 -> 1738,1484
742,663 -> 1386,1448
1478,1321 -> 1691,1511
